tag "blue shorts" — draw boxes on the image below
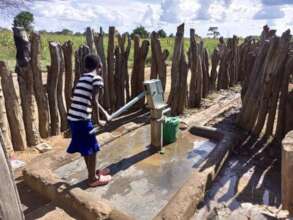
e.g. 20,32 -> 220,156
67,120 -> 100,156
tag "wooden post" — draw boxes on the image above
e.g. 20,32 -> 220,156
168,23 -> 188,115
114,33 -> 131,109
202,43 -> 209,97
210,48 -> 220,91
62,41 -> 73,109
30,32 -> 50,138
252,31 -> 291,136
13,27 -> 40,146
150,31 -> 169,92
0,73 -> 13,154
237,40 -> 270,131
217,40 -> 231,90
85,27 -> 96,55
131,35 -> 150,108
57,44 -> 68,131
0,131 -> 24,220
0,61 -> 27,151
107,26 -> 116,112
275,55 -> 293,141
48,42 -> 61,135
188,28 -> 203,107
282,131 -> 293,215
74,45 -> 90,87
94,27 -> 110,110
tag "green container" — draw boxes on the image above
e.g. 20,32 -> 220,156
163,117 -> 180,144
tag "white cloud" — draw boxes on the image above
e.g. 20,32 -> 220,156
254,5 -> 285,19
0,0 -> 292,37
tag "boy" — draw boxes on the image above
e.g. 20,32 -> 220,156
67,54 -> 111,187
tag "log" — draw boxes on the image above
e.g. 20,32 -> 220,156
168,23 -> 188,115
85,27 -> 96,55
0,131 -> 24,220
30,32 -> 50,138
13,27 -> 40,146
107,26 -> 116,112
188,29 -> 203,107
48,42 -> 61,135
0,61 -> 27,151
74,45 -> 90,87
0,71 -> 13,154
94,27 -> 110,110
62,41 -> 73,109
57,44 -> 68,131
131,35 -> 150,109
217,40 -> 231,90
150,31 -> 169,92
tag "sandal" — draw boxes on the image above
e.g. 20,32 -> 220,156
96,168 -> 111,176
88,175 -> 112,187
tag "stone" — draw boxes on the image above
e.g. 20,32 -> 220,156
35,143 -> 53,153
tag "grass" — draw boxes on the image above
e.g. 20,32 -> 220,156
0,30 -> 219,71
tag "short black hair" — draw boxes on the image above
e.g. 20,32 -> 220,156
84,54 -> 102,72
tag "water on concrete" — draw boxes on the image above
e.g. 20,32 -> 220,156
54,125 -> 217,219
193,153 -> 281,220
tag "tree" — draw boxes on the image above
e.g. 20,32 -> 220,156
13,11 -> 34,31
169,33 -> 174,38
207,26 -> 220,39
131,26 -> 149,38
58,29 -> 73,35
158,29 -> 167,38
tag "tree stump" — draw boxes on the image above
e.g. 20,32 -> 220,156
30,32 -> 50,138
13,27 -> 40,146
188,28 -> 203,107
168,23 -> 188,115
107,26 -> 116,112
62,41 -> 73,110
48,42 -> 61,135
94,27 -> 110,110
57,44 -> 68,131
0,71 -> 13,154
85,27 -> 96,55
0,61 -> 27,151
131,35 -> 150,109
150,31 -> 169,92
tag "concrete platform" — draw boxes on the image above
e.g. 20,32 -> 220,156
55,125 -> 217,219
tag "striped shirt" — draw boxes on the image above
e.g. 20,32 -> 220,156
67,72 -> 104,121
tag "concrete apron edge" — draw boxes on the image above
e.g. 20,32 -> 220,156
22,95 -> 241,220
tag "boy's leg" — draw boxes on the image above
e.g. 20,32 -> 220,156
84,154 -> 97,182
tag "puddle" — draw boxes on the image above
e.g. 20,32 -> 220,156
54,125 -> 218,219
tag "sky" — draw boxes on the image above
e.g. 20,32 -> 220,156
1,0 -> 293,37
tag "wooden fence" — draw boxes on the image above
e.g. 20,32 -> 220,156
0,24 -> 292,153
237,29 -> 293,142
